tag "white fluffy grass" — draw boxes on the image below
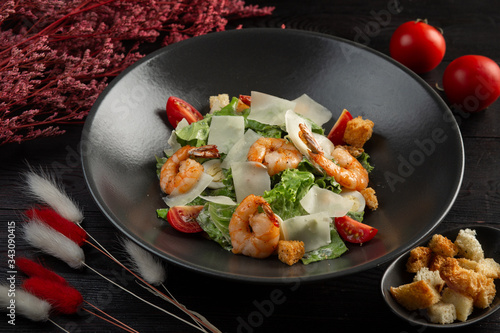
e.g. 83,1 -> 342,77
0,285 -> 52,321
121,238 -> 166,286
24,168 -> 84,224
22,219 -> 85,269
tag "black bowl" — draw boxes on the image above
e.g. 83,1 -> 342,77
381,226 -> 500,327
81,28 -> 464,283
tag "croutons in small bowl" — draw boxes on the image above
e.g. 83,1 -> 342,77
381,226 -> 500,327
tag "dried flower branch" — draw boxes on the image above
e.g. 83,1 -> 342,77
21,166 -> 221,332
0,0 -> 274,145
12,257 -> 139,332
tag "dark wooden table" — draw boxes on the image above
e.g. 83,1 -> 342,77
1,1 -> 499,332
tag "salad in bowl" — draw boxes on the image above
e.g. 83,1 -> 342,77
156,91 -> 378,265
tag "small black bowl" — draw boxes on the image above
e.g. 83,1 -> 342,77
381,225 -> 500,327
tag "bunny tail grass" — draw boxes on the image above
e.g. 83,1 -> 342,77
23,167 -> 84,224
121,238 -> 166,286
22,219 -> 85,269
0,285 -> 52,322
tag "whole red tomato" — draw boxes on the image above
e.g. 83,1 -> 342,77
442,55 -> 500,112
390,20 -> 446,74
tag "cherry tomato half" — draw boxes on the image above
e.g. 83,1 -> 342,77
442,55 -> 500,113
166,96 -> 203,127
327,109 -> 353,145
390,20 -> 446,74
239,95 -> 252,106
334,215 -> 378,244
166,206 -> 204,233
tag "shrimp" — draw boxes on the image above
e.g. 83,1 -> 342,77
247,137 -> 302,176
229,194 -> 280,259
299,123 -> 368,191
160,145 -> 220,195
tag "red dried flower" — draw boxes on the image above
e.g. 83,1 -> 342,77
16,257 -> 69,286
0,0 -> 274,145
25,207 -> 88,246
22,276 -> 84,314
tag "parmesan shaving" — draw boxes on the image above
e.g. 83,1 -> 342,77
163,172 -> 213,207
231,161 -> 271,203
292,94 -> 332,126
221,129 -> 261,169
199,195 -> 237,206
281,212 -> 332,252
247,91 -> 295,126
165,118 -> 189,156
300,185 -> 352,217
207,115 -> 245,154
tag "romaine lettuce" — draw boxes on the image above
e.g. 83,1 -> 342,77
263,168 -> 315,220
301,227 -> 348,265
174,117 -> 211,147
197,202 -> 235,251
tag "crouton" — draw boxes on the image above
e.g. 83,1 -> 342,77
441,287 -> 474,322
414,267 -> 445,292
427,302 -> 457,324
456,258 -> 479,271
406,246 -> 432,273
439,257 -> 496,309
475,258 -> 500,279
454,229 -> 484,262
209,94 -> 230,112
429,254 -> 449,272
341,145 -> 364,158
390,280 -> 441,311
428,234 -> 459,257
343,116 -> 374,148
360,187 -> 378,211
278,240 -> 305,266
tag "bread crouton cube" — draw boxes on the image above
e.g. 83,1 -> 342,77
341,145 -> 364,158
390,280 -> 441,311
406,246 -> 432,273
456,258 -> 479,271
454,229 -> 484,262
475,258 -> 500,279
278,240 -> 305,266
360,187 -> 378,211
428,234 -> 459,257
209,94 -> 230,112
343,116 -> 374,148
427,301 -> 457,324
439,257 -> 496,308
414,267 -> 445,292
441,287 -> 474,322
429,254 -> 450,272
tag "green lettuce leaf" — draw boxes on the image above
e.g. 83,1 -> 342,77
297,159 -> 341,193
357,152 -> 374,173
301,227 -> 348,265
212,97 -> 239,115
156,208 -> 169,220
174,117 -> 211,147
197,202 -> 235,251
263,168 -> 315,220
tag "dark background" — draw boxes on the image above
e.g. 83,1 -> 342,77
1,1 -> 499,332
